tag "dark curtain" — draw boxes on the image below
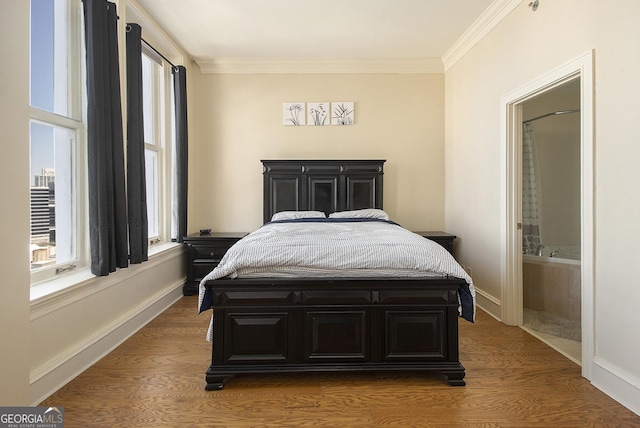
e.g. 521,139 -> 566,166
83,0 -> 129,276
173,66 -> 188,243
125,23 -> 148,264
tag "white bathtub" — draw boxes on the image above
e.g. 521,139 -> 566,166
523,245 -> 582,332
523,245 -> 581,266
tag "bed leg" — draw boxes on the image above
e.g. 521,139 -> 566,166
205,372 -> 233,391
205,383 -> 223,391
444,371 -> 466,386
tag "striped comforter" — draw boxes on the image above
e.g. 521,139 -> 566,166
198,218 -> 476,330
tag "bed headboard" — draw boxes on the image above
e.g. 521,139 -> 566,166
262,160 -> 385,223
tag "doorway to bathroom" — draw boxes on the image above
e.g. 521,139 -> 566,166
520,79 -> 582,364
500,51 -> 594,380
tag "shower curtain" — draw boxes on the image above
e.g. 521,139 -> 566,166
522,123 -> 541,253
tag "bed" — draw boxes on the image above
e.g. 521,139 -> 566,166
198,160 -> 475,390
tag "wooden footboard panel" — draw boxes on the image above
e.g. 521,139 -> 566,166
204,277 -> 466,390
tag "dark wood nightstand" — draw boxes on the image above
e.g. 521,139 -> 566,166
413,231 -> 457,257
183,232 -> 247,296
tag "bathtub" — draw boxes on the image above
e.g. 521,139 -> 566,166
523,245 -> 581,325
523,245 -> 581,265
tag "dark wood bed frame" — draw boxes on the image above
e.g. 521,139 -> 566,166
203,160 -> 466,390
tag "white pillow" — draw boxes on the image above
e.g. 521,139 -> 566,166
271,211 -> 326,221
329,209 -> 389,220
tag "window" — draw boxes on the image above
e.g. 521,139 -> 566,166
141,45 -> 174,245
30,0 -> 84,282
30,1 -> 175,284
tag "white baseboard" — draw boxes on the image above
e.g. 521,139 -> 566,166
591,357 -> 640,417
474,287 -> 502,321
30,281 -> 183,406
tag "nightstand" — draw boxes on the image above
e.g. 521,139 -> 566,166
413,231 -> 457,257
183,232 -> 247,296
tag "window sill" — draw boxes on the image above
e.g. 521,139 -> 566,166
30,242 -> 184,307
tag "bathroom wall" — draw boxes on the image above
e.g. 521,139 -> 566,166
522,82 -> 581,249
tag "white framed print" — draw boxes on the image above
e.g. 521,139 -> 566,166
307,102 -> 330,126
331,102 -> 354,125
283,103 -> 306,126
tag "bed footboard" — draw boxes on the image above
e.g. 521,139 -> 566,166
204,277 -> 466,390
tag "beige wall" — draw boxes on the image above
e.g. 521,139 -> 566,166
188,72 -> 445,233
0,0 -> 31,405
445,0 -> 640,411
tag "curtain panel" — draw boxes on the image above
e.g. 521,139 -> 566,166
173,66 -> 189,243
83,0 -> 129,276
125,23 -> 149,264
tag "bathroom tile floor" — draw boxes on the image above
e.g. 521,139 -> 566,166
522,308 -> 582,365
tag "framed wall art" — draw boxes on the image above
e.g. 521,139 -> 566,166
307,102 -> 330,126
283,103 -> 306,126
331,102 -> 354,125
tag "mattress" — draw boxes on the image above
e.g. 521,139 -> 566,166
198,218 -> 475,323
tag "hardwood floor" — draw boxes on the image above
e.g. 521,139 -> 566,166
41,296 -> 640,427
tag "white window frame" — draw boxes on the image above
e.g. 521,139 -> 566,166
141,43 -> 174,247
30,0 -> 86,285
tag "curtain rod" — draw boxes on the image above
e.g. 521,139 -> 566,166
126,24 -> 179,69
142,38 -> 178,69
523,109 -> 580,124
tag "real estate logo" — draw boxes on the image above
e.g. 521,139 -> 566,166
0,407 -> 64,428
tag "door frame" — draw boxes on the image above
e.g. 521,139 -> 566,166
499,51 -> 594,380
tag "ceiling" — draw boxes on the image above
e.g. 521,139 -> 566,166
134,0 -> 497,62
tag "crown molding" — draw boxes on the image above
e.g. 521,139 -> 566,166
195,58 -> 444,75
442,0 -> 523,71
195,0 -> 522,75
